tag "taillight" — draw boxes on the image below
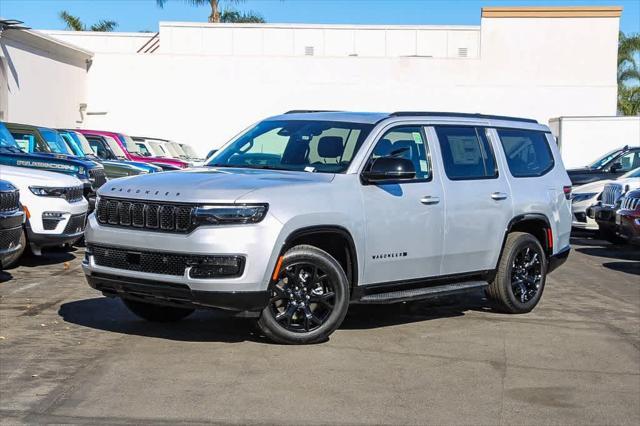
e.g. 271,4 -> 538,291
546,228 -> 553,250
563,186 -> 572,200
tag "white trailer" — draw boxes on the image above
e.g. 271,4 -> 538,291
549,116 -> 640,169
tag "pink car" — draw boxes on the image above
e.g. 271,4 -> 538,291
77,129 -> 189,170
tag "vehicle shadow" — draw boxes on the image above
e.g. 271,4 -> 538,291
59,297 -> 262,343
0,270 -> 13,283
575,246 -> 640,261
59,291 -> 496,343
602,261 -> 640,276
16,246 -> 78,268
341,290 -> 493,330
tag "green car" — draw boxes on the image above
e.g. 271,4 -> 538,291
58,130 -> 162,178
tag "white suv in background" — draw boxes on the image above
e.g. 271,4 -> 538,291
2,165 -> 88,258
83,111 -> 572,344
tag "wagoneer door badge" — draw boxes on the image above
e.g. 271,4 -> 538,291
372,252 -> 408,260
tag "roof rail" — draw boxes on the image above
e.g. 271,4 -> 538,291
284,110 -> 342,114
389,111 -> 538,124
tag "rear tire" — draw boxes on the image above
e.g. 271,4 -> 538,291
122,299 -> 194,322
257,245 -> 349,344
487,232 -> 546,314
0,229 -> 26,270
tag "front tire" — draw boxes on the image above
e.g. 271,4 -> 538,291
122,299 -> 194,322
487,232 -> 546,314
257,245 -> 350,344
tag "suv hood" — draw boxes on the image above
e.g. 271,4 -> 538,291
99,167 -> 335,203
0,151 -> 100,176
1,165 -> 84,188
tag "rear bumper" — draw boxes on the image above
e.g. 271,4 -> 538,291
547,245 -> 570,274
85,271 -> 269,312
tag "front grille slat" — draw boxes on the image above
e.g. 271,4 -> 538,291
0,190 -> 20,213
64,186 -> 84,203
91,245 -> 191,276
97,197 -> 193,233
63,213 -> 87,234
89,168 -> 107,189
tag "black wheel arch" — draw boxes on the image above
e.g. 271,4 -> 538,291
280,226 -> 359,291
496,213 -> 553,270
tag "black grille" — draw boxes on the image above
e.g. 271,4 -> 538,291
43,218 -> 60,230
89,168 -> 107,188
0,226 -> 22,251
97,197 -> 194,233
88,245 -> 244,278
63,213 -> 87,234
90,245 -> 192,276
65,186 -> 84,203
0,190 -> 20,213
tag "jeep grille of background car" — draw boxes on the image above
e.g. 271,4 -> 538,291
89,168 -> 107,188
621,194 -> 640,211
0,190 -> 20,212
601,183 -> 623,207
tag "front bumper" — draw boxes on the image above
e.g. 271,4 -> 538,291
593,205 -> 618,232
86,271 -> 269,311
0,211 -> 25,258
616,211 -> 640,245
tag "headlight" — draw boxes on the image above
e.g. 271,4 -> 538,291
193,204 -> 268,225
571,193 -> 598,203
29,186 -> 66,197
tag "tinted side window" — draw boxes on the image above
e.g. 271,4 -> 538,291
435,126 -> 497,180
368,126 -> 431,180
497,129 -> 554,177
614,149 -> 640,172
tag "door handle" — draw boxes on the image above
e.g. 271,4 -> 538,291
420,196 -> 440,205
491,192 -> 508,201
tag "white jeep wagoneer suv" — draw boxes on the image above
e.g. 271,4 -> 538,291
83,111 -> 572,344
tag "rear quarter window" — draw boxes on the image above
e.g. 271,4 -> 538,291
496,129 -> 554,177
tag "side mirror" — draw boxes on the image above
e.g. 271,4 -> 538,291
361,157 -> 416,184
610,161 -> 622,172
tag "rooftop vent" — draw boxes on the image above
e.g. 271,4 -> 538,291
304,46 -> 315,56
458,47 -> 468,58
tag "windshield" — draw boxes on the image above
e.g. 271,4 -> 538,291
180,144 -> 199,158
40,128 -> 72,155
119,134 -> 141,154
168,141 -> 187,157
588,147 -> 624,169
59,132 -> 84,156
71,131 -> 96,155
104,135 -> 128,159
620,167 -> 640,179
0,123 -> 25,154
207,120 -> 374,173
149,141 -> 168,157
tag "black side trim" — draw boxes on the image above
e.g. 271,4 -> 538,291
283,225 -> 358,288
389,111 -> 538,124
352,270 -> 492,301
547,246 -> 570,274
87,272 -> 269,312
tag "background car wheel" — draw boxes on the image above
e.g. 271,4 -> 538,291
487,232 -> 547,314
0,229 -> 26,270
257,244 -> 350,344
122,299 -> 194,322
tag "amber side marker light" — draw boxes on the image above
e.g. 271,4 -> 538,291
272,256 -> 284,281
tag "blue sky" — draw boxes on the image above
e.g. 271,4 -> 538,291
1,0 -> 639,33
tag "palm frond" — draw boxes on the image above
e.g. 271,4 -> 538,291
59,10 -> 85,31
90,20 -> 118,32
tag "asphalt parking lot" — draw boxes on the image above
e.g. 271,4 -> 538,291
0,236 -> 638,425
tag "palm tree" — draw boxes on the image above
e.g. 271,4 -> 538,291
155,0 -> 245,23
59,11 -> 117,32
617,31 -> 640,115
220,9 -> 265,23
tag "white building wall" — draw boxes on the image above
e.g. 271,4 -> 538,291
76,11 -> 620,156
0,30 -> 92,127
41,31 -> 155,54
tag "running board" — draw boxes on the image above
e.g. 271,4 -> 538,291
355,280 -> 488,304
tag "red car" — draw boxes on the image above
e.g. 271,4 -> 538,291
616,189 -> 640,245
77,130 -> 189,170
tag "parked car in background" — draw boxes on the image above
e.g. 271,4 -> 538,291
82,111 -> 571,344
589,171 -> 640,243
132,137 -> 169,158
58,129 -> 161,178
616,189 -> 640,245
133,136 -> 203,166
78,130 -> 188,170
0,180 -> 25,269
571,167 -> 640,231
1,122 -> 106,209
2,165 -> 88,257
568,145 -> 640,186
179,143 -> 206,164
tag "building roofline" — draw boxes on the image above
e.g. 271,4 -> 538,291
159,21 -> 480,31
2,28 -> 93,61
482,6 -> 622,18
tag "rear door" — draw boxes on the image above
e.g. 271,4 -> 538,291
430,125 -> 513,275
